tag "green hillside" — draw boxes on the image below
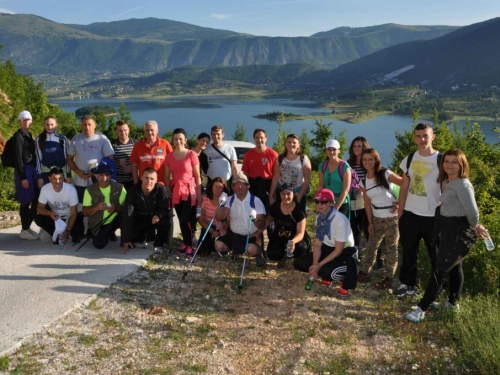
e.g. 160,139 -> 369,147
66,17 -> 241,42
312,23 -> 458,38
299,18 -> 500,92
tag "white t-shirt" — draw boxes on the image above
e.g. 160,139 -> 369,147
38,182 -> 79,219
203,143 -> 237,181
360,170 -> 397,218
226,193 -> 266,235
316,211 -> 354,248
68,133 -> 114,187
278,155 -> 310,192
399,151 -> 441,217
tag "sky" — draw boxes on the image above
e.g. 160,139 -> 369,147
1,0 -> 499,36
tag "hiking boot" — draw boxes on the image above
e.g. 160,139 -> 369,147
357,271 -> 371,283
20,229 -> 38,240
186,246 -> 193,259
176,244 -> 187,255
256,252 -> 267,267
405,306 -> 425,322
153,246 -> 163,254
39,229 -> 52,243
393,284 -> 416,297
374,277 -> 392,289
277,257 -> 286,269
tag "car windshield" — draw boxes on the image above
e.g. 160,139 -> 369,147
234,147 -> 251,163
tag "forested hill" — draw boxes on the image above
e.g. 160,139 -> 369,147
296,18 -> 500,92
0,13 -> 457,74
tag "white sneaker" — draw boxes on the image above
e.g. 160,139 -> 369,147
39,229 -> 52,243
432,300 -> 460,312
20,229 -> 38,240
405,306 -> 425,322
153,247 -> 163,254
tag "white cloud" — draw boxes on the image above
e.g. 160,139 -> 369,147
210,13 -> 232,20
0,8 -> 15,14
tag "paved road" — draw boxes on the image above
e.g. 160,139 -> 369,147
0,218 -> 181,355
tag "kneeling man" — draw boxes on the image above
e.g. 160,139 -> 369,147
121,167 -> 169,254
82,164 -> 126,249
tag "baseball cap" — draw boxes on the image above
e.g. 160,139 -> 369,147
232,172 -> 249,185
326,139 -> 340,150
94,164 -> 113,175
18,111 -> 32,121
314,189 -> 335,202
279,183 -> 294,193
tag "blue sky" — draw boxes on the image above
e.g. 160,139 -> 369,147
2,0 -> 499,36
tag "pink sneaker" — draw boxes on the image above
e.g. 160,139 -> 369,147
176,244 -> 187,255
186,246 -> 193,259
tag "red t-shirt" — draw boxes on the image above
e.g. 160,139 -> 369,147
164,150 -> 199,187
130,138 -> 173,184
242,147 -> 278,179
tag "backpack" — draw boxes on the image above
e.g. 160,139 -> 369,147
1,133 -> 18,168
361,169 -> 399,209
229,194 -> 256,209
278,154 -> 311,193
406,151 -> 443,178
321,160 -> 361,200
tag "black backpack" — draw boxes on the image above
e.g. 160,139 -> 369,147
405,151 -> 443,178
1,134 -> 17,168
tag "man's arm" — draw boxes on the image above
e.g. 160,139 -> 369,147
67,154 -> 92,180
230,160 -> 238,179
132,163 -> 139,184
37,201 -> 58,221
398,173 -> 410,218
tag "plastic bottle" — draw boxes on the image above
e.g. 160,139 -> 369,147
484,233 -> 495,251
286,241 -> 293,258
305,277 -> 313,291
58,235 -> 65,250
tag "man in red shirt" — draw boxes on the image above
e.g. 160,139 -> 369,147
242,128 -> 278,214
130,121 -> 173,185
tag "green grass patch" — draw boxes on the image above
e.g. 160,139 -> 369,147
0,355 -> 10,371
77,334 -> 99,346
305,351 -> 353,374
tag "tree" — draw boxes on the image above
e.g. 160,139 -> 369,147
232,123 -> 249,141
310,119 -> 333,155
272,112 -> 290,155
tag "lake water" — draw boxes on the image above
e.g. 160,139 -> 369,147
52,96 -> 500,166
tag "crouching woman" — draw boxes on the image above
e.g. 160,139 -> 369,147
294,189 -> 358,295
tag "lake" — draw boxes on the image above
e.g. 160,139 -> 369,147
52,96 -> 500,166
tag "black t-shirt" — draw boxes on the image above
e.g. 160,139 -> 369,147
269,202 -> 306,239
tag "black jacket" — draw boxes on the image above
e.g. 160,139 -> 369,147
121,181 -> 168,243
13,129 -> 36,180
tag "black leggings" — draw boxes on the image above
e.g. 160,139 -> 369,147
267,235 -> 311,260
175,198 -> 196,247
419,261 -> 464,311
20,195 -> 38,230
350,208 -> 369,248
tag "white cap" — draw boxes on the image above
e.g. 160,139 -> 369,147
18,111 -> 32,121
326,139 -> 340,150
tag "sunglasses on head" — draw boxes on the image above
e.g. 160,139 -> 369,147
314,200 -> 330,205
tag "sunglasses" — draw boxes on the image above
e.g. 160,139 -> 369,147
314,200 -> 329,205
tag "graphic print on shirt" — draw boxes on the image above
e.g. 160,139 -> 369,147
48,200 -> 71,215
280,164 -> 300,187
409,160 -> 435,197
262,157 -> 268,165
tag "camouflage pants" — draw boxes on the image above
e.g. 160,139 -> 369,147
361,216 -> 399,278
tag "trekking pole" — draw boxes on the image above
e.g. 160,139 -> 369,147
182,195 -> 227,280
74,214 -> 112,252
237,214 -> 254,293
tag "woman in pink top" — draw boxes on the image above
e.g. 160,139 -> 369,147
165,128 -> 202,258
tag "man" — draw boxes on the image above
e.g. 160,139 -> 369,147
82,164 -> 126,249
219,173 -> 267,266
35,167 -> 80,244
67,115 -> 115,202
203,125 -> 238,188
242,128 -> 278,214
111,120 -> 137,191
394,123 -> 442,297
121,167 -> 169,254
129,120 -> 173,185
11,111 -> 39,240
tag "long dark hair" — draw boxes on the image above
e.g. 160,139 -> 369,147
362,148 -> 390,190
278,134 -> 302,164
347,136 -> 370,166
38,115 -> 58,151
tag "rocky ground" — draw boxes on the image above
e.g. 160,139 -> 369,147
0,211 -> 20,230
0,236 -> 468,375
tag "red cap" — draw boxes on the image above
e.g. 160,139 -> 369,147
314,189 -> 335,202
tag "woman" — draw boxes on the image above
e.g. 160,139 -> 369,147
197,177 -> 231,256
264,183 -> 311,269
347,136 -> 370,250
357,148 -> 402,289
269,134 -> 311,212
317,139 -> 351,218
406,149 -> 487,322
294,189 -> 358,295
165,128 -> 202,259
35,115 -> 72,188
191,132 -> 210,191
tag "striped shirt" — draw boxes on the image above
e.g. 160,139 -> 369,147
202,196 -> 224,230
111,138 -> 137,183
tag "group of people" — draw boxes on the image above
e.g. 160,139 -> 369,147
7,110 -> 489,321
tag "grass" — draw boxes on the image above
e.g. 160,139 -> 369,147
0,355 -> 10,371
77,334 -> 99,346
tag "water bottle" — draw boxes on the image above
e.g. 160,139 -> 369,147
484,233 -> 495,251
196,207 -> 202,216
58,235 -> 65,250
286,240 -> 293,258
305,277 -> 313,291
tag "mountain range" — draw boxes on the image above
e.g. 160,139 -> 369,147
0,13 -> 458,74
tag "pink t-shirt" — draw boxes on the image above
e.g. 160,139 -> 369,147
165,150 -> 199,186
242,147 -> 278,179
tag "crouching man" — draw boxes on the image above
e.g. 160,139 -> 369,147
294,189 -> 358,296
121,167 -> 169,254
35,167 -> 81,244
219,173 -> 267,266
82,164 -> 126,249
